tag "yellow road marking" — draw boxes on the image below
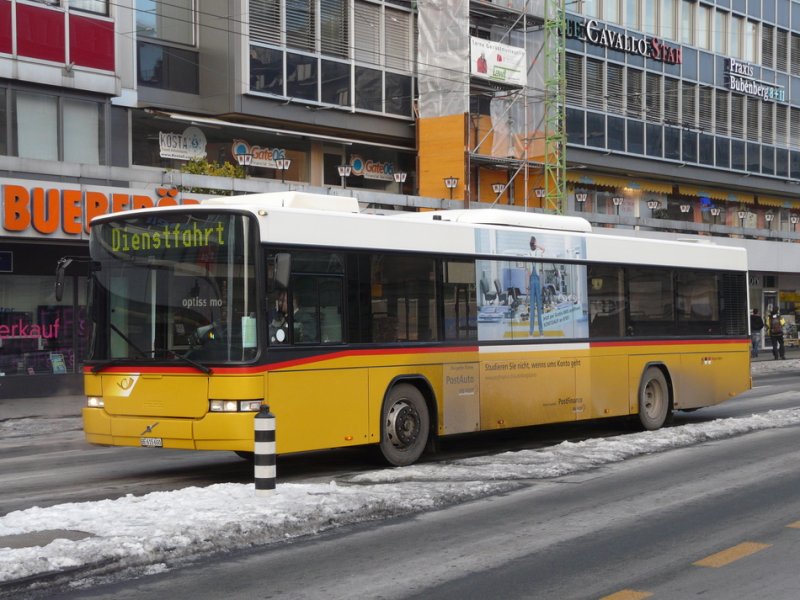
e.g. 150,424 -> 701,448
599,591 -> 653,600
693,542 -> 771,568
787,521 -> 800,529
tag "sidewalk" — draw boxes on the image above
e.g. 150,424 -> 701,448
0,394 -> 84,420
752,343 -> 800,362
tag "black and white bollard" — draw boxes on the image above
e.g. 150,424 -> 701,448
254,404 -> 276,495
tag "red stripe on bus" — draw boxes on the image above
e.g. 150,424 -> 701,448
590,338 -> 749,348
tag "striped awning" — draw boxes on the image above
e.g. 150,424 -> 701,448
567,172 -> 672,193
679,185 -> 754,203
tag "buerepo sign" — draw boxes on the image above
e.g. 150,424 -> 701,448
1,181 -> 200,239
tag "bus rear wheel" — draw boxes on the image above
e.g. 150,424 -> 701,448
380,383 -> 430,467
638,367 -> 670,430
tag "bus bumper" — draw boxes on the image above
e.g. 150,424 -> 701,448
82,408 -> 256,452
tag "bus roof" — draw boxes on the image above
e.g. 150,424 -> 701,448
93,191 -> 747,272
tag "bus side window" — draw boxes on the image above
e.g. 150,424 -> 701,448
319,279 -> 343,343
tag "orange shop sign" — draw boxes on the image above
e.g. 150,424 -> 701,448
1,181 -> 200,239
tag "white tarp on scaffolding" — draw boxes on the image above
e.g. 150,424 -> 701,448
490,27 -> 546,160
417,0 -> 470,118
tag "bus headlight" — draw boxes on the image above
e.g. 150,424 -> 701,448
239,400 -> 263,412
87,396 -> 104,408
209,400 -> 262,412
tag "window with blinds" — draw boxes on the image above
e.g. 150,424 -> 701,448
664,77 -> 679,125
715,90 -> 729,136
607,63 -> 624,114
730,94 -> 744,138
321,0 -> 349,58
790,107 -> 800,149
566,54 -> 583,106
627,68 -> 643,118
250,0 -> 281,45
681,81 -> 696,128
776,29 -> 788,72
746,97 -> 760,142
776,104 -> 788,147
646,73 -> 662,122
761,103 -> 774,144
286,0 -> 316,51
762,25 -> 774,69
698,86 -> 713,133
585,59 -> 604,110
792,33 -> 800,76
354,0 -> 381,65
385,8 -> 410,70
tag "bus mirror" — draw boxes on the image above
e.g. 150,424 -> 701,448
271,253 -> 291,291
55,257 -> 74,302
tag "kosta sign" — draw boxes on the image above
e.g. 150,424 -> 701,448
567,18 -> 682,65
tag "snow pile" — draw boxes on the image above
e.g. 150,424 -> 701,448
3,405 -> 800,585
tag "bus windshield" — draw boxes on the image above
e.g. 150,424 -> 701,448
88,212 -> 258,366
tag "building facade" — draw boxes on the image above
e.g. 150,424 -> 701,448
0,0 -> 798,396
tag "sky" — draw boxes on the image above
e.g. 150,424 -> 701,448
0,358 -> 798,589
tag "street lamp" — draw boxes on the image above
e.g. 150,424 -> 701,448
275,158 -> 291,184
235,152 -> 253,177
646,199 -> 659,218
534,187 -> 546,201
679,202 -> 691,214
337,164 -> 352,189
765,211 -> 774,230
791,214 -> 799,232
444,176 -> 459,199
710,206 -> 721,224
575,191 -> 588,211
612,195 -> 624,215
393,171 -> 407,194
737,208 -> 748,228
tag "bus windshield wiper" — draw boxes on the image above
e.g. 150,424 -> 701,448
154,347 -> 213,375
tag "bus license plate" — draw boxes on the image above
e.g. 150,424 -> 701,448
140,437 -> 163,448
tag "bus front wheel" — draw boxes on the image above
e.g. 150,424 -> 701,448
380,383 -> 430,467
638,367 -> 671,430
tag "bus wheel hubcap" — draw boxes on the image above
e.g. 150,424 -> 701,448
386,401 -> 420,449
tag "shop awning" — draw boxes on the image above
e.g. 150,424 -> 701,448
567,172 -> 672,193
152,110 -> 415,151
679,185 -> 754,203
758,196 -> 790,207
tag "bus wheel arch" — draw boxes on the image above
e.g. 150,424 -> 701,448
379,378 -> 435,467
637,364 -> 673,430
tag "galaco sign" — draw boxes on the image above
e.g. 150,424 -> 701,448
1,179 -> 200,240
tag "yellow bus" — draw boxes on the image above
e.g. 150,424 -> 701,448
76,191 -> 751,466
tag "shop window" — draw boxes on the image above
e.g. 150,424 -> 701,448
68,0 -> 108,14
715,137 -> 730,169
762,146 -> 775,175
664,127 -> 680,160
607,115 -> 625,152
682,130 -> 697,163
13,92 -> 58,162
627,119 -> 644,155
776,148 -> 789,177
586,112 -> 605,148
566,108 -> 585,146
747,142 -> 761,172
646,124 -> 663,158
287,52 -> 318,101
64,99 -> 104,165
385,72 -> 411,117
136,0 -> 194,45
321,60 -> 350,105
731,139 -> 746,170
137,41 -> 199,94
251,46 -> 284,94
699,133 -> 714,165
355,67 -> 382,111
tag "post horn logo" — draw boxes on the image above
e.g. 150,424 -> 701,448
117,377 -> 136,391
